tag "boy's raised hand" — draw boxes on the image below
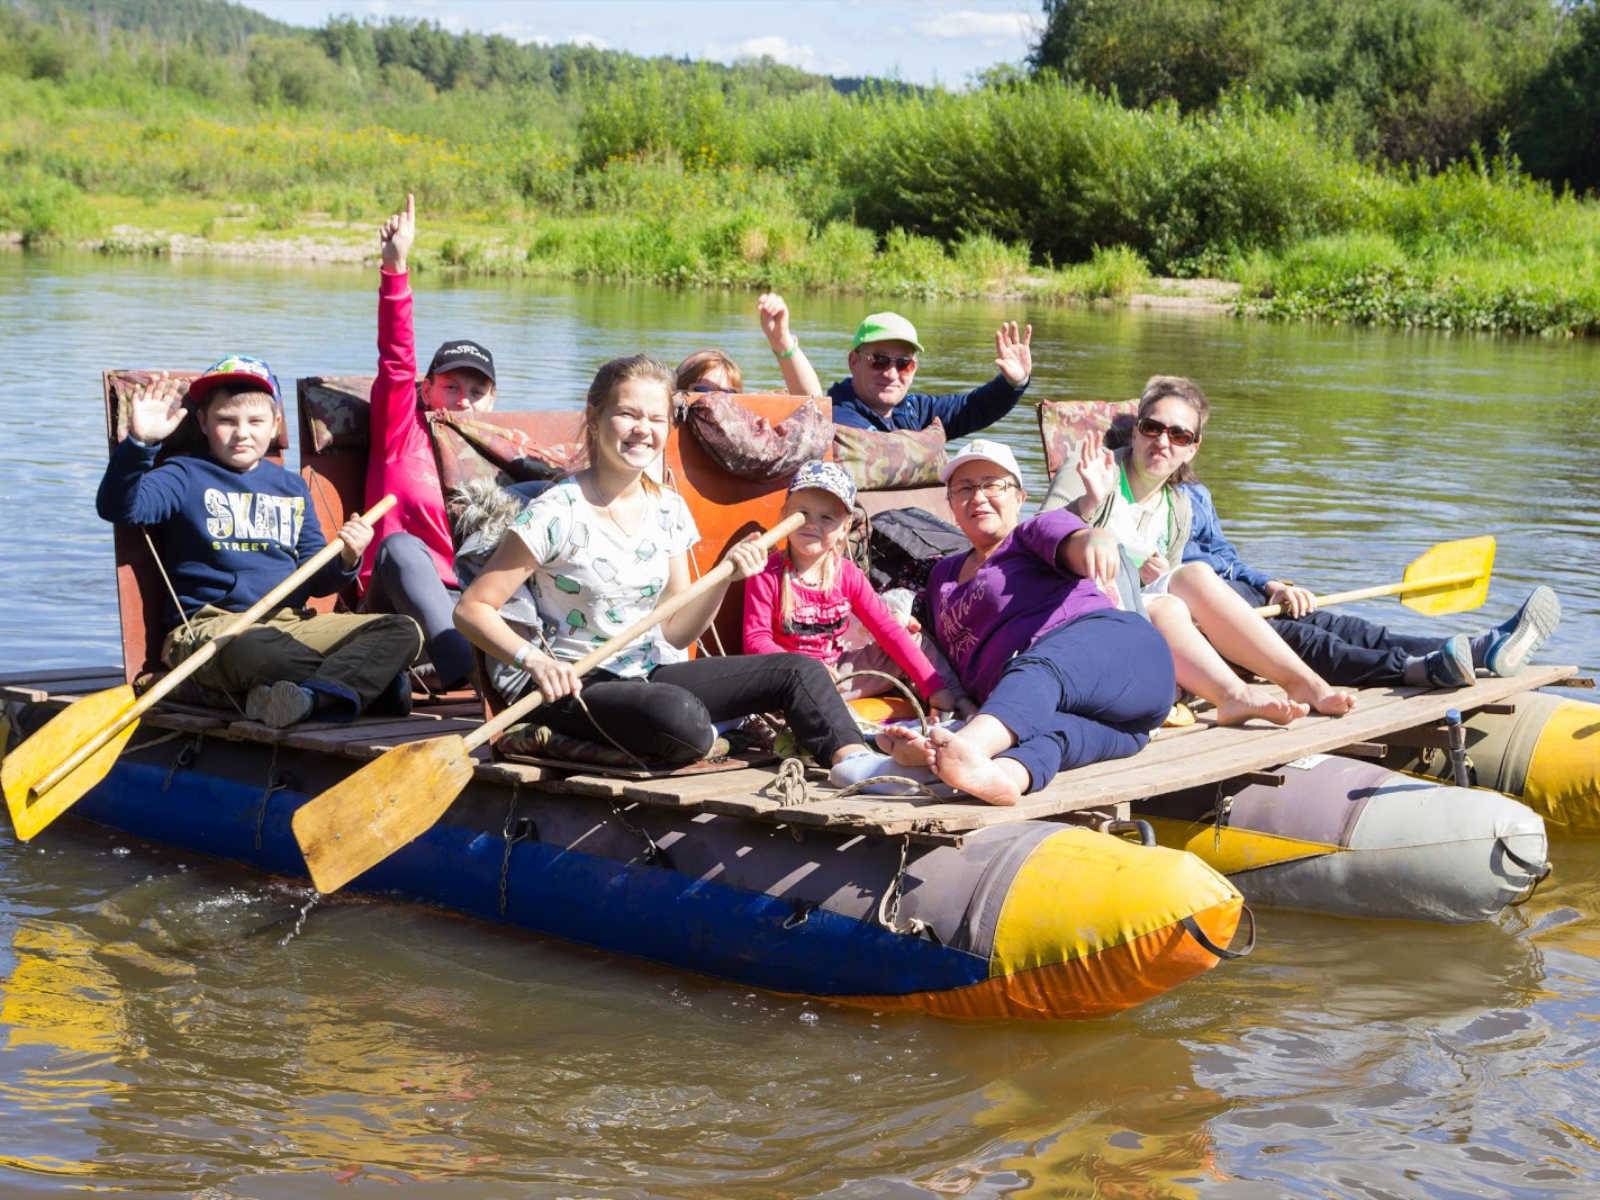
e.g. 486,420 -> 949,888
335,514 -> 375,566
380,192 -> 415,274
127,372 -> 187,444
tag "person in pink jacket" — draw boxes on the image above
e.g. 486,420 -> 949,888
361,193 -> 494,690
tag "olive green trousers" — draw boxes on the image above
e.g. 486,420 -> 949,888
163,605 -> 422,715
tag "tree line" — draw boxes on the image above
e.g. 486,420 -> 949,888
1029,0 -> 1600,191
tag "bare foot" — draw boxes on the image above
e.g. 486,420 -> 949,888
876,723 -> 934,767
928,727 -> 1025,806
1214,686 -> 1309,728
1287,685 -> 1358,716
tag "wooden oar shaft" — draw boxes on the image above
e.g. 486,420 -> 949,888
464,511 -> 804,754
34,495 -> 397,797
1253,569 -> 1481,617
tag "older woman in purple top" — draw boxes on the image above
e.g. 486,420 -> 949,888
884,440 -> 1175,806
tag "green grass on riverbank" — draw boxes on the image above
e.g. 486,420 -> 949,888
4,68 -> 1599,333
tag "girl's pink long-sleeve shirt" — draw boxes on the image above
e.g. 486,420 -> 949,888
742,551 -> 943,700
362,268 -> 458,590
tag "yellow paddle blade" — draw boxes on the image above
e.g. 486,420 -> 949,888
1400,535 -> 1494,616
292,734 -> 476,894
2,686 -> 139,842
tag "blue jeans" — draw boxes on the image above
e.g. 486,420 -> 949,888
979,610 -> 1175,792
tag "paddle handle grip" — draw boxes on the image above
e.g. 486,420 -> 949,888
466,511 -> 806,753
35,495 -> 397,797
1253,570 -> 1481,617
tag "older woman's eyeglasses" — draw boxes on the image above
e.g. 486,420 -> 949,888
688,382 -> 729,393
949,478 -> 1018,504
1135,416 -> 1199,447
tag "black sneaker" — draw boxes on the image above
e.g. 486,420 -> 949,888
368,672 -> 413,718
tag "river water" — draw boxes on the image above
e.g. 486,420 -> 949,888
0,253 -> 1596,1198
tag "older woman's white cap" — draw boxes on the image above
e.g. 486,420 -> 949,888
940,438 -> 1023,486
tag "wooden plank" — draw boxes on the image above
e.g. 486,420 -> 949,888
279,715 -> 479,751
143,710 -> 227,734
0,665 -> 123,687
471,759 -> 548,786
895,665 -> 1575,834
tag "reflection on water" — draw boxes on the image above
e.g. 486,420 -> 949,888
0,253 -> 1597,1196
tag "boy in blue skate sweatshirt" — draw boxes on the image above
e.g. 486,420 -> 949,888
96,355 -> 422,728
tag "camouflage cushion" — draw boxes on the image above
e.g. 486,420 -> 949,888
831,418 -> 948,491
428,411 -> 587,503
1036,399 -> 1139,476
299,377 -> 376,453
681,391 -> 832,482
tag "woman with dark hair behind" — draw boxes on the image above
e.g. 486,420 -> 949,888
675,293 -> 823,396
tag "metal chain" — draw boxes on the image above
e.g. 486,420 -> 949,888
253,742 -> 287,851
498,785 -> 534,917
163,732 -> 205,791
608,800 -> 668,867
875,833 -> 930,937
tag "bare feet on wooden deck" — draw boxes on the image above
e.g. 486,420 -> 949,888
1215,687 -> 1308,728
927,727 -> 1025,807
877,723 -> 934,767
1288,685 -> 1358,716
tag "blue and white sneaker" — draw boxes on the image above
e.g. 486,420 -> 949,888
1422,635 -> 1475,689
1483,586 -> 1561,678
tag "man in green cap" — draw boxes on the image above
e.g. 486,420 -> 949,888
828,311 -> 1033,438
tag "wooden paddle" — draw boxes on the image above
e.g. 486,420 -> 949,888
1253,535 -> 1494,618
2,495 -> 397,843
292,511 -> 805,894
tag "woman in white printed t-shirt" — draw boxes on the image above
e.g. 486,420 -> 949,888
453,354 -> 871,768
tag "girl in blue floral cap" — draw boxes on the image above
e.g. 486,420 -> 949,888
743,460 -> 969,718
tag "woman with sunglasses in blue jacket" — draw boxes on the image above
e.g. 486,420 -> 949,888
1045,375 -> 1357,725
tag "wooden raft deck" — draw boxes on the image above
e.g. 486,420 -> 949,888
1,664 -> 1581,840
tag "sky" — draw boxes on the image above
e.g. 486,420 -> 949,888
237,0 -> 1042,88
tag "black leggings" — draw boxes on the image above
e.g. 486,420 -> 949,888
519,652 -> 863,766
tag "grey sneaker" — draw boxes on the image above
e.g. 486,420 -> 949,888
1422,635 -> 1475,689
1484,586 -> 1561,678
245,680 -> 315,728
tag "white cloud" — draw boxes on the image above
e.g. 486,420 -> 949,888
916,10 -> 1035,43
721,35 -> 822,72
495,26 -> 609,50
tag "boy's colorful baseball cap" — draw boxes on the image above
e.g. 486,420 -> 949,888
427,339 -> 497,383
849,312 -> 923,354
186,354 -> 281,407
788,459 -> 857,509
